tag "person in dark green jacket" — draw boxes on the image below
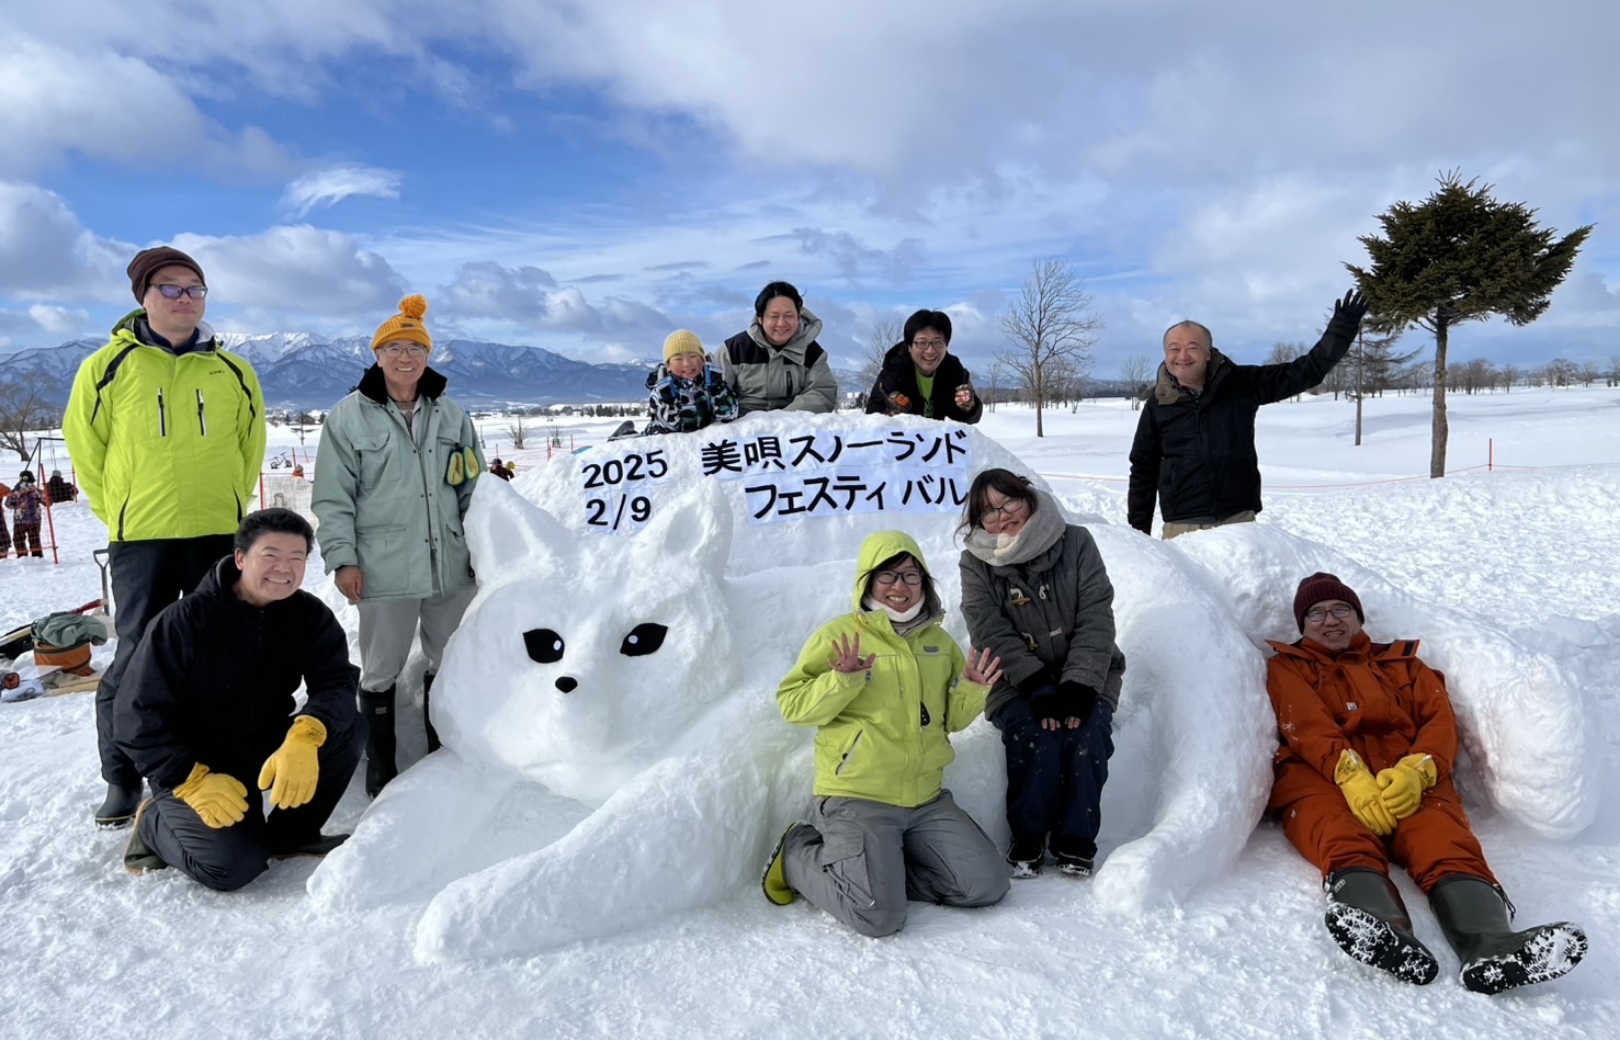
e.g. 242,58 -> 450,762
63,246 -> 267,827
762,531 -> 1008,936
312,295 -> 483,798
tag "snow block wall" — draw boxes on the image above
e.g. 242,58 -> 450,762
309,412 -> 1596,961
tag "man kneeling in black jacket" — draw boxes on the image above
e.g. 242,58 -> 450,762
116,508 -> 363,890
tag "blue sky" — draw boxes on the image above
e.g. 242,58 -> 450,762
2,0 -> 1617,382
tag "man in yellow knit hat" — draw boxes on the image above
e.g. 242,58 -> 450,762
312,295 -> 484,797
64,245 -> 267,827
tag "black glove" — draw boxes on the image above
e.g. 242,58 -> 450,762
1058,681 -> 1099,725
1332,289 -> 1368,329
1024,685 -> 1066,725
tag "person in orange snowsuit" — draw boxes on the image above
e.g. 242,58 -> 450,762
1265,572 -> 1585,994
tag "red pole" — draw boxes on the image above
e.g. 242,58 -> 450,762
259,473 -> 266,509
42,491 -> 60,565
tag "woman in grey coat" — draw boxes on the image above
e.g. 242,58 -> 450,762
958,468 -> 1126,878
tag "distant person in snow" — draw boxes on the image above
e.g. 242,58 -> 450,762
863,309 -> 982,423
1127,290 -> 1366,538
643,330 -> 739,435
957,468 -> 1125,878
63,245 -> 268,828
0,478 -> 10,557
5,471 -> 45,558
312,294 -> 483,799
116,509 -> 362,890
46,470 -> 77,504
1266,572 -> 1587,993
488,458 -> 512,481
762,531 -> 1009,936
720,282 -> 839,415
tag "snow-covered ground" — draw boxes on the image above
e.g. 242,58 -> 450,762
2,386 -> 1616,1039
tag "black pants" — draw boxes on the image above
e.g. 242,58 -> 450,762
136,711 -> 364,891
97,537 -> 236,786
991,692 -> 1115,858
12,522 -> 42,557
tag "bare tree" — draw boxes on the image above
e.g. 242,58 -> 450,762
1579,361 -> 1601,388
995,258 -> 1104,437
1120,355 -> 1151,410
985,358 -> 1007,413
0,376 -> 64,462
856,315 -> 902,406
507,415 -> 528,450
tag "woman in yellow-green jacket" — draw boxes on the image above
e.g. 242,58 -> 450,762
762,530 -> 1008,936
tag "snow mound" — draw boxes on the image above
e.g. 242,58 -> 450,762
311,413 -> 1596,960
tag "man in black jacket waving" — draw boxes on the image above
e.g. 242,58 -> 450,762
116,508 -> 363,890
1127,291 -> 1366,538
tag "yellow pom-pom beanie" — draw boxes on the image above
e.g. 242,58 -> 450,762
372,294 -> 434,354
663,329 -> 705,363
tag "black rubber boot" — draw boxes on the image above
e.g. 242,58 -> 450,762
423,671 -> 441,754
95,780 -> 144,828
1429,876 -> 1587,994
360,686 -> 397,798
1323,869 -> 1439,985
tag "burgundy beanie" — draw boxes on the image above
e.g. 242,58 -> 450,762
128,247 -> 206,302
1293,572 -> 1364,631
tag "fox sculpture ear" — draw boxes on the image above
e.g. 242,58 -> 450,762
465,477 -> 572,589
627,479 -> 732,582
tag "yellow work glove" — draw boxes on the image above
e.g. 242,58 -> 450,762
257,715 -> 327,811
173,763 -> 250,829
1376,753 -> 1437,819
446,445 -> 480,487
1334,749 -> 1397,836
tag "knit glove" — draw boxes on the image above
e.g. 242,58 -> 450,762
1025,685 -> 1066,725
173,763 -> 250,829
1334,749 -> 1396,836
1058,681 -> 1099,725
1376,753 -> 1437,819
257,715 -> 328,811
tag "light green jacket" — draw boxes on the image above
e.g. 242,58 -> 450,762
311,366 -> 483,601
63,313 -> 266,541
777,531 -> 988,808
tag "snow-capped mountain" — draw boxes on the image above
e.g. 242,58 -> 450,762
3,334 -> 651,411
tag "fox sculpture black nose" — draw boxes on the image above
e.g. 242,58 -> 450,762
556,676 -> 578,694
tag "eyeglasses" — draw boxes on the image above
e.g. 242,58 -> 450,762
379,344 -> 429,358
911,337 -> 947,351
1304,604 -> 1357,624
153,284 -> 208,300
873,570 -> 924,587
976,498 -> 1027,526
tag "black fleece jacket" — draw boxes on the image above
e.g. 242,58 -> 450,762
115,556 -> 360,790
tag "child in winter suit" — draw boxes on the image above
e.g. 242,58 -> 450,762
643,331 -> 739,435
5,472 -> 45,557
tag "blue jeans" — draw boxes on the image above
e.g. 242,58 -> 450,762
991,691 -> 1114,858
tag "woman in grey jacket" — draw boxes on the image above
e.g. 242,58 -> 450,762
958,469 -> 1126,878
312,295 -> 483,797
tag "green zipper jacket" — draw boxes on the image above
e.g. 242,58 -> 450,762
777,531 -> 988,808
311,365 -> 482,601
63,313 -> 266,541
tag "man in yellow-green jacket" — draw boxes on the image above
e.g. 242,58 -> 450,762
763,530 -> 1009,936
64,246 -> 267,827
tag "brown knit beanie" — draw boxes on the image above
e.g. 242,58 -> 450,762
128,247 -> 206,302
1293,572 -> 1364,631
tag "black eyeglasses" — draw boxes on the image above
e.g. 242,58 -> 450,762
1304,605 -> 1357,623
976,499 -> 1027,526
873,570 -> 924,587
154,284 -> 208,300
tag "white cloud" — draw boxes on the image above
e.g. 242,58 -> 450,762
0,37 -> 291,179
27,304 -> 92,336
171,225 -> 406,317
0,181 -> 132,303
282,165 -> 403,216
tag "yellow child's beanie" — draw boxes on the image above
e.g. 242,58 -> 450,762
663,329 -> 705,363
